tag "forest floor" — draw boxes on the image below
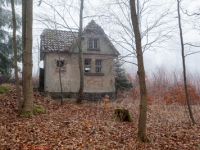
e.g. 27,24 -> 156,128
1,86 -> 200,149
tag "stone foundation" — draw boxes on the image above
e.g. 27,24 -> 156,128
50,92 -> 116,101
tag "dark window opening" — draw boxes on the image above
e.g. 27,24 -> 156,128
57,60 -> 65,68
84,59 -> 92,72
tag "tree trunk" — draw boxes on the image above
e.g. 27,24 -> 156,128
177,0 -> 195,124
130,0 -> 149,142
56,30 -> 63,105
19,0 -> 34,116
11,0 -> 22,112
76,0 -> 84,104
58,57 -> 63,105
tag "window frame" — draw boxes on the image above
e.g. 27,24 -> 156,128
88,38 -> 99,50
95,59 -> 102,73
56,60 -> 65,68
55,59 -> 66,71
84,58 -> 92,73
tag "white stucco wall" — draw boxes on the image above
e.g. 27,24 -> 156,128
44,53 -> 116,93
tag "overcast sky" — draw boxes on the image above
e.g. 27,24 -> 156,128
31,0 -> 200,76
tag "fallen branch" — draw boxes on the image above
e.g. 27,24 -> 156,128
88,128 -> 95,136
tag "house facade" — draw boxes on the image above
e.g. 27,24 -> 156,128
40,20 -> 119,100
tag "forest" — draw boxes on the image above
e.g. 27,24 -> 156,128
0,0 -> 200,149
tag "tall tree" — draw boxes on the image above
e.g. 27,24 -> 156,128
76,0 -> 84,104
96,0 -> 174,66
11,0 -> 22,111
19,0 -> 34,116
130,0 -> 149,142
0,0 -> 21,76
177,0 -> 195,124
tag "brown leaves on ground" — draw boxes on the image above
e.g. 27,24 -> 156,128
1,86 -> 200,149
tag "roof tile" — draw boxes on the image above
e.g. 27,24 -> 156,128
41,29 -> 78,51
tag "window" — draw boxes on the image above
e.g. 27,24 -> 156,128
88,38 -> 99,49
84,59 -> 92,72
95,59 -> 102,73
56,60 -> 65,68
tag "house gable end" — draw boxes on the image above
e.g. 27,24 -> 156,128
71,20 -> 119,56
40,21 -> 119,61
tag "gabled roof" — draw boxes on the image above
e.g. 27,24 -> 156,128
83,20 -> 104,34
40,29 -> 78,52
40,20 -> 119,57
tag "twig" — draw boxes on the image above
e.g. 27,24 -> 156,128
62,121 -> 70,125
88,128 -> 95,136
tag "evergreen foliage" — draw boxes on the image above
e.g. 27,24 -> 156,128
0,0 -> 22,76
115,61 -> 133,91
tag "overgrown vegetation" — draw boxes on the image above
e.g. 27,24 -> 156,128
124,69 -> 200,105
0,84 -> 10,94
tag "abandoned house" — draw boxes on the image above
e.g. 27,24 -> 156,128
40,20 -> 119,100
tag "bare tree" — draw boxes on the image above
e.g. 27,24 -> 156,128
56,30 -> 64,105
95,0 -> 175,65
19,0 -> 34,116
35,0 -> 79,31
130,0 -> 149,142
177,0 -> 195,124
11,0 -> 22,112
76,0 -> 84,104
37,0 -> 85,103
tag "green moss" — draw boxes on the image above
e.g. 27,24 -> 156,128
19,105 -> 45,117
114,108 -> 133,122
19,111 -> 33,117
138,136 -> 151,142
33,105 -> 45,114
198,144 -> 200,149
0,84 -> 10,94
101,146 -> 107,150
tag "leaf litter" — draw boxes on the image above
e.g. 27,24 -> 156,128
0,86 -> 200,149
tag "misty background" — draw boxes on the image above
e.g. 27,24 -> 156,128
26,0 -> 200,77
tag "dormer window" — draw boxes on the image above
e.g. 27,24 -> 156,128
88,38 -> 99,49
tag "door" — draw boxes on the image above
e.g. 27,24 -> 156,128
39,68 -> 44,91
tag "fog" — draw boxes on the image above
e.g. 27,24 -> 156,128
31,0 -> 200,76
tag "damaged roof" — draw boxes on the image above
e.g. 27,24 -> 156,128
40,29 -> 78,52
40,20 -> 119,59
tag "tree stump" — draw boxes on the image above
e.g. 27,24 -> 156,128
114,108 -> 133,122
